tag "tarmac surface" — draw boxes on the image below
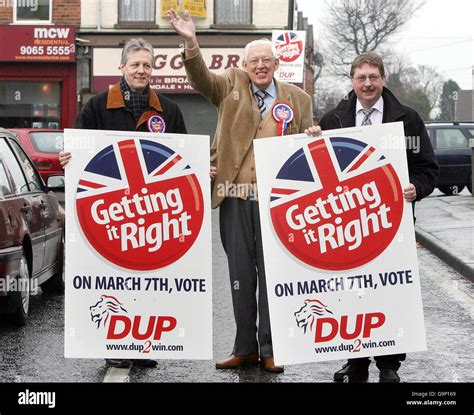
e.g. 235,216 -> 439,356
415,189 -> 474,282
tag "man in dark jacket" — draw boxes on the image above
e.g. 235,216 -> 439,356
60,38 -> 187,369
73,40 -> 186,134
320,52 -> 439,383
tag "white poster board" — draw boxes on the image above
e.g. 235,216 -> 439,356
272,30 -> 306,83
254,122 -> 426,365
64,129 -> 212,360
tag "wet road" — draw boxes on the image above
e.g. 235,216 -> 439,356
0,209 -> 473,383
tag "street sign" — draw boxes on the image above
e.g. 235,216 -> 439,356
0,25 -> 75,62
272,30 -> 306,83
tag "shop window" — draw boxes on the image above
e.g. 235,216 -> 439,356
119,0 -> 155,23
215,0 -> 251,26
0,81 -> 60,129
14,0 -> 52,23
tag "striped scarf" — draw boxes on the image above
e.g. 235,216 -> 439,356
120,77 -> 150,122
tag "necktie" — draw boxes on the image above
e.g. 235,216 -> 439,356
361,108 -> 376,126
255,90 -> 267,118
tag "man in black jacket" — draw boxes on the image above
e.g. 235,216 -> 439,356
74,40 -> 186,134
320,52 -> 439,383
60,38 -> 187,369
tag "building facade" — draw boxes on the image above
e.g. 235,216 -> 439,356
454,68 -> 474,122
76,0 -> 314,136
0,0 -> 80,128
455,90 -> 474,122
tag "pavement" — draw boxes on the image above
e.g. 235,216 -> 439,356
415,189 -> 474,282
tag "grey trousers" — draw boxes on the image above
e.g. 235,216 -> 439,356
219,197 -> 273,357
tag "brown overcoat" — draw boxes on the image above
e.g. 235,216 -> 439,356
182,47 -> 313,208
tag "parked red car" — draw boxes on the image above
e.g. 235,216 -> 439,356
0,129 -> 64,325
7,129 -> 63,183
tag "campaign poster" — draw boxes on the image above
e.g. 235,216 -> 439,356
64,129 -> 212,360
272,30 -> 306,83
254,123 -> 427,365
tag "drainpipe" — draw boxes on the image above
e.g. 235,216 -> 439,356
288,0 -> 295,30
97,0 -> 102,31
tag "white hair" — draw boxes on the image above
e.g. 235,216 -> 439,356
243,38 -> 277,61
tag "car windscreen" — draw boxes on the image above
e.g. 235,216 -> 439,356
29,132 -> 63,154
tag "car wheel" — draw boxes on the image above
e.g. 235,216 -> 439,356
10,252 -> 31,326
40,234 -> 65,294
438,185 -> 464,195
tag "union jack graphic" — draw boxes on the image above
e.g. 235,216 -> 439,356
275,32 -> 301,49
75,137 -> 203,270
270,137 -> 394,207
76,139 -> 193,200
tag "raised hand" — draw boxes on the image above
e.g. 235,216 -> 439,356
168,8 -> 197,44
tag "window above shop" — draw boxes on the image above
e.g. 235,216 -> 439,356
117,0 -> 158,28
214,0 -> 253,27
13,0 -> 52,24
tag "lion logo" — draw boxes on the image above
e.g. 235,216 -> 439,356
90,295 -> 127,329
294,299 -> 333,334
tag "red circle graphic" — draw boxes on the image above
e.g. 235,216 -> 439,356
270,137 -> 404,270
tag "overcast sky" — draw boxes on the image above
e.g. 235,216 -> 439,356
297,0 -> 473,90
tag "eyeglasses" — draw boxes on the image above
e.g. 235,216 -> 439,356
247,57 -> 274,66
353,74 -> 382,83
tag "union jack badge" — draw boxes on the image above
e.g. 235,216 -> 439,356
272,102 -> 294,136
147,114 -> 167,133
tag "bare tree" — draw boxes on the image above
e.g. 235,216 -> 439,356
321,0 -> 425,78
415,65 -> 444,110
385,58 -> 444,119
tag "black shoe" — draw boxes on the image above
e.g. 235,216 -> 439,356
379,368 -> 400,383
334,363 -> 369,382
105,359 -> 132,368
131,359 -> 158,368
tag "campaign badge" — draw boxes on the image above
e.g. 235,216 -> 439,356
147,114 -> 166,133
272,102 -> 294,136
269,137 -> 404,270
75,139 -> 204,271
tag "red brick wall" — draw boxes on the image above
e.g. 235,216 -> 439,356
0,0 -> 80,25
53,0 -> 81,25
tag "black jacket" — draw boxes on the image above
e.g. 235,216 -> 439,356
74,82 -> 187,134
319,87 -> 439,201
